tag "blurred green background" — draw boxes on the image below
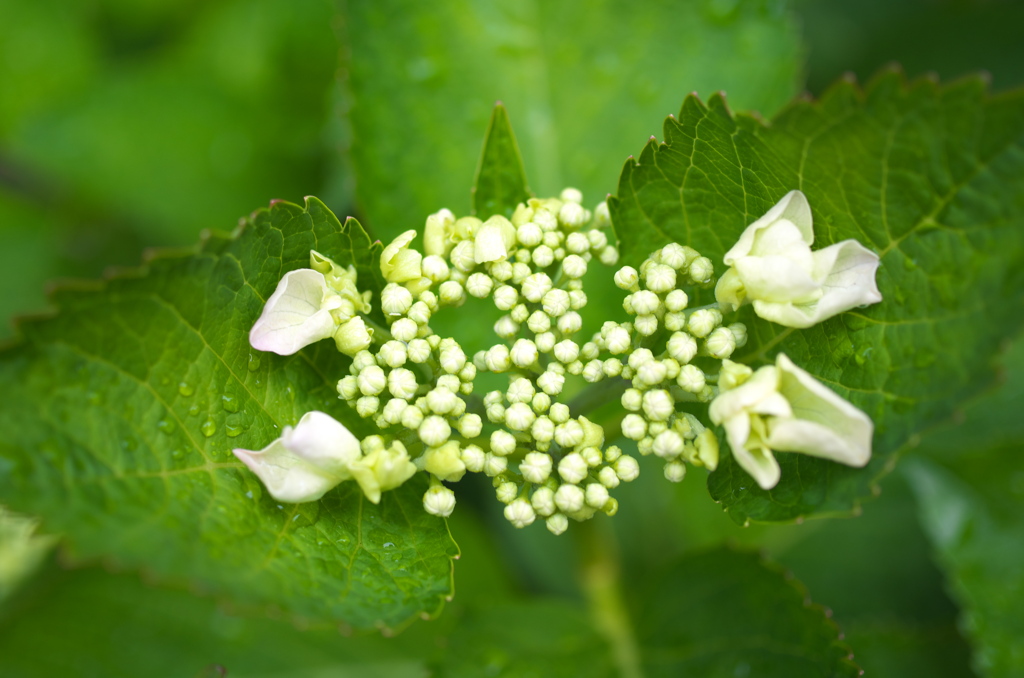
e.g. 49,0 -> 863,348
1,0 -> 1023,676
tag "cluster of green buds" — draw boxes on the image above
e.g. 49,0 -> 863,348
235,189 -> 883,533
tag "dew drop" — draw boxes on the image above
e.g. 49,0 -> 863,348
221,394 -> 240,413
157,419 -> 175,434
178,382 -> 195,397
247,353 -> 261,372
201,420 -> 217,437
383,542 -> 395,549
854,346 -> 874,366
188,404 -> 201,417
171,449 -> 184,460
225,422 -> 244,438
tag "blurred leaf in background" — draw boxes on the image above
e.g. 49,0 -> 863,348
0,0 -> 340,339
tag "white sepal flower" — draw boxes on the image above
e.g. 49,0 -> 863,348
249,269 -> 341,355
474,215 -> 517,263
346,441 -> 418,504
423,208 -> 457,257
708,353 -> 873,490
232,411 -> 360,503
715,190 -> 882,328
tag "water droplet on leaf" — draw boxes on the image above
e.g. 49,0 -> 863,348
201,420 -> 217,437
221,394 -> 240,413
178,382 -> 195,397
247,354 -> 261,372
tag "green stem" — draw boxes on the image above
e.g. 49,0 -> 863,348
575,520 -> 644,678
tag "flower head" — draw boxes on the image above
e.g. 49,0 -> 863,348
716,190 -> 882,328
232,411 -> 361,503
709,354 -> 873,489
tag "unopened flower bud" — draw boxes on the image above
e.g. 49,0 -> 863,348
510,303 -> 529,323
705,326 -> 736,359
426,387 -> 459,414
537,369 -> 565,395
728,322 -> 748,348
653,430 -> 685,458
483,453 -> 508,476
554,484 -> 585,513
387,368 -> 418,400
381,284 -> 414,316
505,402 -> 536,431
391,317 -> 419,342
485,345 -> 512,372
547,513 -> 569,535
605,326 -> 631,354
461,444 -> 485,472
548,403 -> 570,424
517,222 -> 543,247
337,375 -> 359,400
554,420 -> 584,448
665,289 -> 688,312
504,499 -> 536,528
490,430 -> 517,456
677,364 -> 706,393
542,289 -> 571,317
622,414 -> 647,440
355,396 -> 379,418
511,339 -> 539,367
598,466 -> 620,488
531,416 -> 555,443
423,485 -> 457,517
664,461 -> 687,483
419,415 -> 451,447
531,487 -> 557,516
520,452 -> 553,484
642,389 -> 674,422
614,455 -> 640,482
585,483 -> 609,508
496,481 -> 518,504
421,255 -> 450,283
614,266 -> 639,290
644,264 -> 676,293
535,331 -> 556,353
667,332 -> 698,364
358,365 -> 387,396
558,453 -> 589,484
687,309 -> 722,338
688,256 -> 714,283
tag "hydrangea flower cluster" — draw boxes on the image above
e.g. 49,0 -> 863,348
235,189 -> 883,532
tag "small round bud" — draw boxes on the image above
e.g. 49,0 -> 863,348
667,332 -> 698,363
535,331 -> 556,353
391,317 -> 419,342
633,314 -> 658,336
635,360 -> 668,387
485,345 -> 511,372
506,378 -> 536,403
337,375 -> 359,400
510,303 -> 530,323
598,466 -> 620,489
532,487 -> 557,516
493,285 -> 518,310
496,481 -> 518,504
642,389 -> 674,422
542,231 -> 562,249
630,290 -> 660,315
505,402 -> 536,431
728,322 -> 748,348
464,272 -> 493,299
450,240 -> 476,272
664,312 -> 687,332
556,311 -> 582,335
352,350 -> 376,373
520,452 -> 553,484
504,499 -> 536,528
486,403 -> 506,423
560,187 -> 583,204
407,338 -> 431,363
381,284 -> 414,316
676,364 -> 706,393
419,415 -> 451,447
605,326 -> 632,354
423,485 -> 457,517
494,315 -> 520,339
614,266 -> 639,290
705,326 -> 737,359
510,339 -> 539,367
554,484 -> 585,513
688,256 -> 714,283
599,246 -> 619,266
658,243 -> 687,269
459,363 -> 477,383
355,396 -> 379,418
387,368 -> 418,400
439,346 -> 467,374
438,280 -> 466,307
664,461 -> 687,483
400,403 -> 424,429
621,388 -> 643,412
687,309 -> 721,338
421,255 -> 450,283
537,369 -> 566,395
665,289 -> 688,312
527,310 -> 552,334
521,273 -> 553,303
379,340 -> 408,368
644,264 -> 676,293
621,414 -> 647,440
548,403 -> 570,424
558,453 -> 589,484
603,358 -> 623,377
585,483 -> 610,508
566,360 -> 584,376
554,420 -> 584,448
582,360 -> 605,383
517,222 -> 543,247
565,232 -> 590,254
426,387 -> 459,414
457,413 -> 483,438
553,340 -> 580,364
558,201 -> 588,229
382,397 -> 408,424
628,348 -> 654,370
614,455 -> 640,482
532,392 -> 551,412
542,289 -> 571,317
568,289 -> 588,309
358,365 -> 387,396
489,260 -> 514,282
462,445 -> 486,472
562,254 -> 587,279
653,430 -> 685,459
531,245 -> 555,268
483,453 -> 508,476
531,416 -> 555,443
546,513 -> 569,535
490,430 -> 518,456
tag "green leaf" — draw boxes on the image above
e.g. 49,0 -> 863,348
905,453 -> 1024,678
0,197 -> 457,629
472,103 -> 531,218
0,566 -> 435,678
632,547 -> 859,677
610,71 -> 1024,523
340,0 -> 802,239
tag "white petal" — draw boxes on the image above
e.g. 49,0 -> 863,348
769,354 -> 872,467
249,269 -> 337,355
380,230 -> 423,282
281,411 -> 361,473
709,365 -> 783,424
233,439 -> 342,503
724,415 -> 781,490
723,191 -> 813,265
812,240 -> 883,316
474,218 -> 515,263
733,253 -> 821,304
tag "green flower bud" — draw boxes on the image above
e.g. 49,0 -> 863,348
423,484 -> 457,517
